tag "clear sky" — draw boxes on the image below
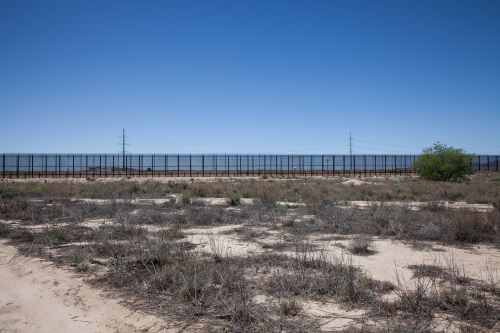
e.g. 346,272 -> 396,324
1,0 -> 499,154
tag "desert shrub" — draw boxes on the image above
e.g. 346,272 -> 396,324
267,251 -> 390,304
174,206 -> 238,226
166,181 -> 189,193
0,189 -> 16,199
228,193 -> 241,206
413,143 -> 473,181
179,195 -> 191,206
16,198 -> 29,210
191,185 -> 209,197
46,228 -> 70,245
279,298 -> 302,316
159,226 -> 185,240
70,248 -> 92,272
452,213 -> 492,242
7,226 -> 34,242
348,235 -> 375,255
256,183 -> 279,205
227,226 -> 271,241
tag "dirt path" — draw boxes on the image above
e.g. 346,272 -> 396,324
0,240 -> 172,333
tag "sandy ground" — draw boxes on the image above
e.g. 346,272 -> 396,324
182,225 -> 500,330
0,240 -> 174,333
1,175 -> 414,185
29,196 -> 494,212
1,186 -> 499,332
182,225 -> 500,287
1,219 -> 499,332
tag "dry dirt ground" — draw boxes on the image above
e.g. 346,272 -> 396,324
0,239 -> 171,333
2,225 -> 499,332
1,176 -> 499,332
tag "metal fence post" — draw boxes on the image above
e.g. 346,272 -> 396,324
215,156 -> 218,177
332,155 -> 335,176
353,155 -> 356,177
2,154 -> 4,178
309,155 -> 312,177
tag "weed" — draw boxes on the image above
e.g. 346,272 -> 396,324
279,298 -> 302,316
348,235 -> 375,255
228,193 -> 241,206
70,248 -> 92,272
46,228 -> 69,245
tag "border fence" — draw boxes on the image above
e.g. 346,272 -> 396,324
0,154 -> 499,179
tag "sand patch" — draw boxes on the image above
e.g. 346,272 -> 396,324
341,179 -> 371,186
0,240 -> 175,333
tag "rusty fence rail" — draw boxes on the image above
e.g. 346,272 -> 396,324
0,154 -> 499,178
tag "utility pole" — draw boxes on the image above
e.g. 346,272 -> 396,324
122,128 -> 126,170
349,132 -> 353,159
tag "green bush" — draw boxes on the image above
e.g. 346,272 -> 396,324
0,190 -> 16,199
228,193 -> 241,206
413,143 -> 473,181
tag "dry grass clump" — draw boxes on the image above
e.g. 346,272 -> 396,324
390,276 -> 499,328
302,203 -> 500,244
278,298 -> 302,316
223,226 -> 271,241
380,258 -> 500,329
158,226 -> 185,240
175,205 -> 240,226
228,193 -> 241,206
70,247 -> 93,272
266,250 -> 393,304
348,235 -> 375,255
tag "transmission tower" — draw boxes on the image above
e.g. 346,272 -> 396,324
122,128 -> 126,168
349,132 -> 353,158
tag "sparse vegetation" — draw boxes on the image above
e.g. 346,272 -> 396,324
279,298 -> 302,316
0,175 -> 499,331
70,248 -> 92,272
228,193 -> 241,206
348,235 -> 375,255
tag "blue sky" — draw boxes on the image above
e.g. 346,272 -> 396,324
1,0 -> 499,154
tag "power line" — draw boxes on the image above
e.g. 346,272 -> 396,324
136,139 -> 343,148
353,138 -> 421,150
